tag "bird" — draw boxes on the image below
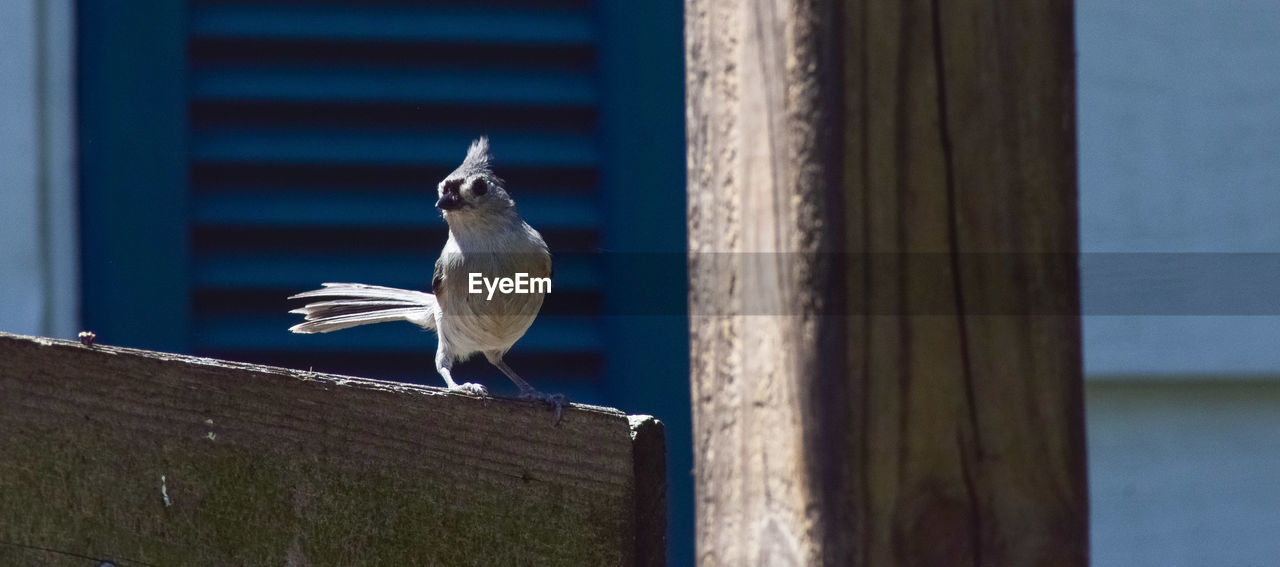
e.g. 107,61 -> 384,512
287,137 -> 561,409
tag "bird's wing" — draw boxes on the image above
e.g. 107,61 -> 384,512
432,256 -> 447,309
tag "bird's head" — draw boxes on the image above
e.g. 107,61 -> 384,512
435,137 -> 515,221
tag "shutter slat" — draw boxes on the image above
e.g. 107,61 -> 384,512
194,191 -> 600,230
195,315 -> 602,353
194,252 -> 602,291
192,66 -> 596,107
192,130 -> 597,167
191,2 -> 596,46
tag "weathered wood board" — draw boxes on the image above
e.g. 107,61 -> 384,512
0,332 -> 664,566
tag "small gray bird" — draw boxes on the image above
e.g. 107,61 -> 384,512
288,137 -> 558,405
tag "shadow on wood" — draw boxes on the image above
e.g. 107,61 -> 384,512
0,332 -> 664,566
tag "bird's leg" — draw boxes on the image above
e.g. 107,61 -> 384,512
490,356 -> 536,396
487,352 -> 567,424
437,345 -> 487,396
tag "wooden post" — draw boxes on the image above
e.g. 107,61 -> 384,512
686,0 -> 1086,565
0,332 -> 666,566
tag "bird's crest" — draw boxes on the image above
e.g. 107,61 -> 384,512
461,136 -> 492,173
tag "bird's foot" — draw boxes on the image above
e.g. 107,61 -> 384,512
519,390 -> 569,426
449,382 -> 489,396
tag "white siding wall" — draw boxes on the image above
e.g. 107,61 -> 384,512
0,0 -> 77,338
0,0 -> 43,333
1078,1 -> 1280,564
1080,0 -> 1280,375
1088,381 -> 1280,566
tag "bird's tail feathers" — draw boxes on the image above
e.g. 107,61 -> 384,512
288,283 -> 437,334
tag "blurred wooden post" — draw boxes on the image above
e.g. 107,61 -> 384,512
686,0 -> 1086,565
0,332 -> 666,566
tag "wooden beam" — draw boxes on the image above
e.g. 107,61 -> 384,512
686,0 -> 1086,565
686,0 -> 844,564
0,332 -> 665,566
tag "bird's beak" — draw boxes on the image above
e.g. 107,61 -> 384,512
435,193 -> 465,211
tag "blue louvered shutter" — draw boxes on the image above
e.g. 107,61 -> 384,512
185,0 -> 608,393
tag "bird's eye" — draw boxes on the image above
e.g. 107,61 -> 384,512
471,178 -> 488,196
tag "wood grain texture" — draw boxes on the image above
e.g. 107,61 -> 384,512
686,0 -> 841,564
841,2 -> 1085,565
687,0 -> 1085,565
0,331 -> 664,566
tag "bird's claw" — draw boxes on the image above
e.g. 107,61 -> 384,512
449,382 -> 489,396
520,390 -> 569,426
